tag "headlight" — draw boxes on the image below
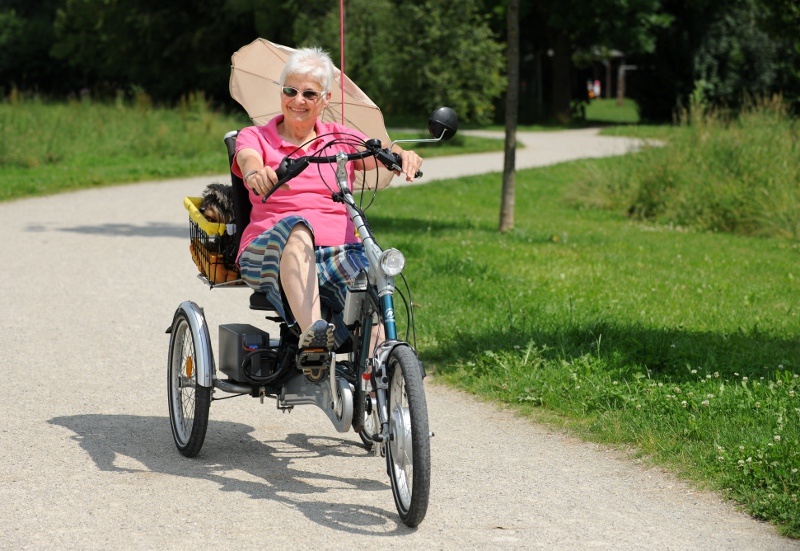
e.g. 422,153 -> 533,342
379,248 -> 405,276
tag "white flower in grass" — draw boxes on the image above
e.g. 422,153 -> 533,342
755,402 -> 761,408
738,459 -> 745,467
739,446 -> 745,452
742,376 -> 749,383
681,401 -> 688,408
792,468 -> 798,474
775,435 -> 782,442
701,400 -> 710,407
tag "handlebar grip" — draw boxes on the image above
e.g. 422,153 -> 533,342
387,151 -> 423,179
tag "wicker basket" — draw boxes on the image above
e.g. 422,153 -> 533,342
184,197 -> 240,285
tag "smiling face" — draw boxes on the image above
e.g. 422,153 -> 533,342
280,73 -> 330,129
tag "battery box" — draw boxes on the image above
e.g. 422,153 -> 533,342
219,323 -> 277,382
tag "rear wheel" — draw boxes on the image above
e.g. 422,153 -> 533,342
385,346 -> 430,527
167,311 -> 211,457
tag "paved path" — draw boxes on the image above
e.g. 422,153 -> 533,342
1,129 -> 796,549
409,127 -> 652,183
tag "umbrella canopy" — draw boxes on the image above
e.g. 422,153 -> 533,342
229,38 -> 391,145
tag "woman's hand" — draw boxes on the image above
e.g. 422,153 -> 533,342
244,165 -> 281,196
398,149 -> 423,182
237,147 -> 285,196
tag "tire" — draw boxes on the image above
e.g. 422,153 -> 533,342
167,311 -> 211,457
385,346 -> 430,527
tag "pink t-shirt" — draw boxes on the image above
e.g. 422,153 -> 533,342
232,116 -> 369,257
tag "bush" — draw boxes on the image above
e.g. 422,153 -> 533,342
569,95 -> 800,240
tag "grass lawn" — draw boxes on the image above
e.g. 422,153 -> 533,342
586,97 -> 640,124
364,158 -> 800,537
0,97 -> 502,202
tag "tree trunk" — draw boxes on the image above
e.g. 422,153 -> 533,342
551,30 -> 572,122
500,0 -> 520,233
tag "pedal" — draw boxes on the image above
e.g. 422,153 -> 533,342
297,348 -> 330,377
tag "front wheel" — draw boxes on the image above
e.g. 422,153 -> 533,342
385,346 -> 430,527
167,310 -> 211,457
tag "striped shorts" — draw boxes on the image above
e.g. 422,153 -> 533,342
238,216 -> 369,342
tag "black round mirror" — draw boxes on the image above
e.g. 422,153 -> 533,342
428,107 -> 459,141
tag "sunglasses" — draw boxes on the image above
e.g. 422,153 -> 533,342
281,86 -> 322,101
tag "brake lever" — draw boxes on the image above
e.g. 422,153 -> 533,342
261,157 -> 309,202
372,145 -> 423,179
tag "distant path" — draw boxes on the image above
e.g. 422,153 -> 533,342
407,127 -> 651,184
0,128 -> 795,549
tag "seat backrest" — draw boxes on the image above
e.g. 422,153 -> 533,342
224,130 -> 277,314
223,130 -> 251,266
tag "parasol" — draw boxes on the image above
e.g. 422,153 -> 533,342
229,38 -> 391,146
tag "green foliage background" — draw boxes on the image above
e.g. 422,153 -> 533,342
1,0 -> 799,123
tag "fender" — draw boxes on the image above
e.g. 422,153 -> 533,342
169,301 -> 215,388
371,340 -> 422,387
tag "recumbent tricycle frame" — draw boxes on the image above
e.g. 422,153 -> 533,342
166,108 -> 458,527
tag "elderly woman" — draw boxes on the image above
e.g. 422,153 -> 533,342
232,46 -> 422,351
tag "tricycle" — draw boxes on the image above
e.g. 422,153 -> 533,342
166,107 -> 458,527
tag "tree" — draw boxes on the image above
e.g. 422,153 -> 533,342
693,0 -> 778,107
0,0 -> 83,95
631,0 -> 797,121
289,0 -> 397,115
760,0 -> 800,106
500,0 -> 519,232
51,0 -> 264,103
484,0 -> 670,122
293,0 -> 506,124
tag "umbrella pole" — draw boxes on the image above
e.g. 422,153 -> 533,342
339,0 -> 345,124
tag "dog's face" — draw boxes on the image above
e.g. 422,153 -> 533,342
201,183 -> 235,223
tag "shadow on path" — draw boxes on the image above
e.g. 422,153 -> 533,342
49,414 -> 411,535
51,222 -> 187,238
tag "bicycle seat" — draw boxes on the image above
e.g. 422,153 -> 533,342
249,291 -> 275,311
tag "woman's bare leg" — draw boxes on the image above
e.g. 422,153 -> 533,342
280,224 -> 320,331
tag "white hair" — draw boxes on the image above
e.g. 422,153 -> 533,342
280,46 -> 336,94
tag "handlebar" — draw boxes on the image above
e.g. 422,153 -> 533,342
260,138 -> 421,203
